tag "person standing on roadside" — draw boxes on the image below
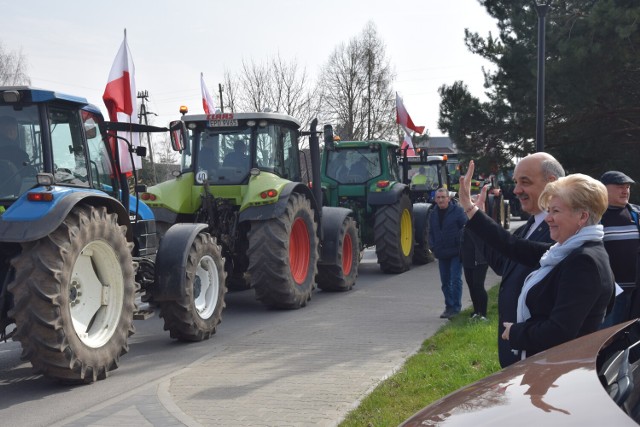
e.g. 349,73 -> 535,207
460,161 -> 614,361
428,188 -> 467,319
599,171 -> 639,326
461,224 -> 489,321
482,152 -> 565,367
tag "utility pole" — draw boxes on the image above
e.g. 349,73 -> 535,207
535,4 -> 550,153
218,83 -> 224,113
137,90 -> 158,183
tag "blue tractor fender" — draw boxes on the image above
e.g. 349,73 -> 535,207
368,182 -> 409,206
0,186 -> 132,243
318,206 -> 355,265
238,182 -> 320,226
153,223 -> 209,301
128,193 -> 155,221
412,202 -> 433,246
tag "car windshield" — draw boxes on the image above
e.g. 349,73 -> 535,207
326,148 -> 381,184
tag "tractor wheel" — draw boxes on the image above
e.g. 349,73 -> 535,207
318,216 -> 359,292
375,193 -> 414,273
413,220 -> 435,265
248,193 -> 319,309
8,205 -> 135,383
157,233 -> 226,342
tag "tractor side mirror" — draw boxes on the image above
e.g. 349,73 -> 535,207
169,120 -> 187,152
84,123 -> 97,139
323,124 -> 335,151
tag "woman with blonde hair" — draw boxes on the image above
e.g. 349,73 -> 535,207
459,161 -> 614,360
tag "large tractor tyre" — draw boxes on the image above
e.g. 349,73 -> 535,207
318,217 -> 359,292
7,205 -> 135,383
247,193 -> 319,309
374,193 -> 414,274
413,222 -> 435,265
157,233 -> 227,342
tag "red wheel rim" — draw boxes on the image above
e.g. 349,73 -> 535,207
290,217 -> 310,284
342,232 -> 353,275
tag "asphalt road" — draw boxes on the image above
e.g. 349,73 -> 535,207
0,225 -> 515,426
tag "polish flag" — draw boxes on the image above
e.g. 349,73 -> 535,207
201,73 -> 216,115
396,93 -> 425,135
103,31 -> 140,172
401,128 -> 416,156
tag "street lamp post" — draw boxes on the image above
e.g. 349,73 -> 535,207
535,4 -> 550,153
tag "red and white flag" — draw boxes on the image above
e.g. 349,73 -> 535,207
396,92 -> 425,135
401,128 -> 416,156
103,31 -> 139,172
201,72 -> 216,115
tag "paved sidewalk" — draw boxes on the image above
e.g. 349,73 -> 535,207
54,254 -> 500,427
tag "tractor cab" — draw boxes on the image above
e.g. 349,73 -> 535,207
398,147 -> 451,204
0,88 -> 117,202
176,112 -> 303,186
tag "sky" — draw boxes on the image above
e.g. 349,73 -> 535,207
2,0 -> 498,138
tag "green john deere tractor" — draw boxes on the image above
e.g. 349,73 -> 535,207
142,112 -> 359,309
319,128 -> 414,273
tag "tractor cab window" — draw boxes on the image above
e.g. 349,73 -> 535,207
83,109 -> 115,193
0,105 -> 43,199
255,125 -> 276,172
387,148 -> 400,181
50,107 -> 89,186
409,164 -> 440,190
194,125 -> 251,185
255,123 -> 298,179
326,148 -> 381,184
282,128 -> 300,181
180,128 -> 193,172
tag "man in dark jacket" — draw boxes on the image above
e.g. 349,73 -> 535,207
483,152 -> 565,367
600,170 -> 639,325
429,188 -> 467,319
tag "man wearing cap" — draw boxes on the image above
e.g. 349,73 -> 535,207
600,171 -> 640,326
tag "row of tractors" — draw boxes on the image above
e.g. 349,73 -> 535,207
0,86 -> 451,384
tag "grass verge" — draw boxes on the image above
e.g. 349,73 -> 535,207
339,285 -> 502,427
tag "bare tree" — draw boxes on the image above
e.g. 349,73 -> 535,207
223,69 -> 239,113
360,22 -> 395,140
154,136 -> 179,164
237,59 -> 271,112
222,55 -> 324,141
319,22 -> 395,141
0,42 -> 30,85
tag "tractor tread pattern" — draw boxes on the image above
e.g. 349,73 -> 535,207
157,233 -> 227,342
8,205 -> 135,383
247,193 -> 319,309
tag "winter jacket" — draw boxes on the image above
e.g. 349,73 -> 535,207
428,202 -> 467,260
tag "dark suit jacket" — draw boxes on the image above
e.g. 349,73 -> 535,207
482,215 -> 553,367
469,212 -> 614,360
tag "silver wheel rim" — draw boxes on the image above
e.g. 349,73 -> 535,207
69,240 -> 124,348
194,255 -> 219,320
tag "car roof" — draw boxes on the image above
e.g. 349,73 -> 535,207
401,320 -> 639,426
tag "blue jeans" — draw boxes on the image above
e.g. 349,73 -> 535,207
438,256 -> 463,313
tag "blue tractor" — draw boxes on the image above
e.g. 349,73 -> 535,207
0,87 -> 226,383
